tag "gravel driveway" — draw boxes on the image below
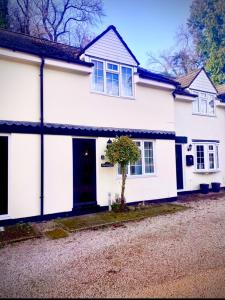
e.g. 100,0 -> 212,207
1,195 -> 225,298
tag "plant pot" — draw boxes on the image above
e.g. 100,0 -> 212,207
211,182 -> 221,193
200,183 -> 209,194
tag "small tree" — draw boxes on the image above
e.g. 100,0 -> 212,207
105,136 -> 141,210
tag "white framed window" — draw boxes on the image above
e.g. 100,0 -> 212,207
92,60 -> 104,92
121,66 -> 133,97
192,90 -> 215,116
91,59 -> 134,98
194,143 -> 219,172
118,140 -> 155,176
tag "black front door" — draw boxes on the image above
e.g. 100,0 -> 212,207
175,144 -> 184,190
0,137 -> 8,215
73,138 -> 97,207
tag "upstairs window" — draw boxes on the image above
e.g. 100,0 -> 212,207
106,63 -> 119,96
91,59 -> 134,98
121,66 -> 133,97
192,91 -> 215,116
195,143 -> 219,172
92,60 -> 104,92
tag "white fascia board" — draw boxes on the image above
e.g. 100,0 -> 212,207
135,75 -> 175,91
0,47 -> 92,74
174,94 -> 195,102
45,58 -> 92,74
0,47 -> 41,64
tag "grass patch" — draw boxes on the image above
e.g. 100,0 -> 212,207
45,228 -> 69,240
56,203 -> 187,232
0,223 -> 39,245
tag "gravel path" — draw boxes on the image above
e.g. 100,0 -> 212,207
1,196 -> 225,298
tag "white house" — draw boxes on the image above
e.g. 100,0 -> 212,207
0,25 -> 224,223
175,69 -> 225,192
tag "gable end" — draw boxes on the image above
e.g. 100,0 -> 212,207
79,25 -> 139,66
189,68 -> 218,94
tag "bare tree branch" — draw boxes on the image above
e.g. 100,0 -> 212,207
8,0 -> 104,46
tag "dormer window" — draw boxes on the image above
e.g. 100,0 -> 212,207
192,90 -> 215,116
91,59 -> 134,98
106,63 -> 119,96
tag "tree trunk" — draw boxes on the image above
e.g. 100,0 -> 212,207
121,164 -> 127,209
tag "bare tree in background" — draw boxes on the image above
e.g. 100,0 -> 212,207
147,25 -> 201,77
7,0 -> 104,47
0,0 -> 9,29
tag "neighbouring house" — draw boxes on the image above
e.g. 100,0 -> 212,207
0,25 -> 224,223
175,69 -> 225,192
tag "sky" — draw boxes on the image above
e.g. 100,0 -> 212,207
94,0 -> 192,68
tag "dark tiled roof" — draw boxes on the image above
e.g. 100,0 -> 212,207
0,120 -> 175,140
176,69 -> 201,88
217,83 -> 225,96
0,29 -> 92,66
137,67 -> 179,86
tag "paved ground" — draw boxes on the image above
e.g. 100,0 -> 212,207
1,193 -> 225,298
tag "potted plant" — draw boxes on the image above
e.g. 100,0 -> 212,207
200,183 -> 209,194
211,182 -> 221,193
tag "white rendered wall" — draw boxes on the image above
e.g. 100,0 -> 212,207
175,100 -> 225,191
44,135 -> 73,214
0,58 -> 40,122
96,138 -> 177,206
8,134 -> 40,218
44,67 -> 175,132
42,136 -> 177,211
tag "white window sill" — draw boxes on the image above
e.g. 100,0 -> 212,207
116,174 -> 156,179
193,169 -> 220,174
90,90 -> 135,100
192,112 -> 216,117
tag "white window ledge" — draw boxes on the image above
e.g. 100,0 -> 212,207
192,113 -> 216,117
116,174 -> 157,179
193,170 -> 220,174
90,90 -> 135,100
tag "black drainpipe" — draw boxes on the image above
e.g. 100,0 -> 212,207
40,57 -> 45,215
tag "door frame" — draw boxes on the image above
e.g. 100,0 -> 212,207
0,134 -> 10,220
175,143 -> 185,191
72,137 -> 97,208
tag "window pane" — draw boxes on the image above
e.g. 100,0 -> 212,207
130,142 -> 142,175
209,153 -> 214,169
121,66 -> 133,97
216,145 -> 219,168
193,98 -> 199,113
200,99 -> 207,114
208,95 -> 215,114
106,72 -> 119,96
118,164 -> 128,175
107,63 -> 118,71
92,60 -> 104,92
196,145 -> 205,169
130,165 -> 142,175
144,142 -> 154,173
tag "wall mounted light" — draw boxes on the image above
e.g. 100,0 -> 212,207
187,144 -> 192,151
106,138 -> 112,149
